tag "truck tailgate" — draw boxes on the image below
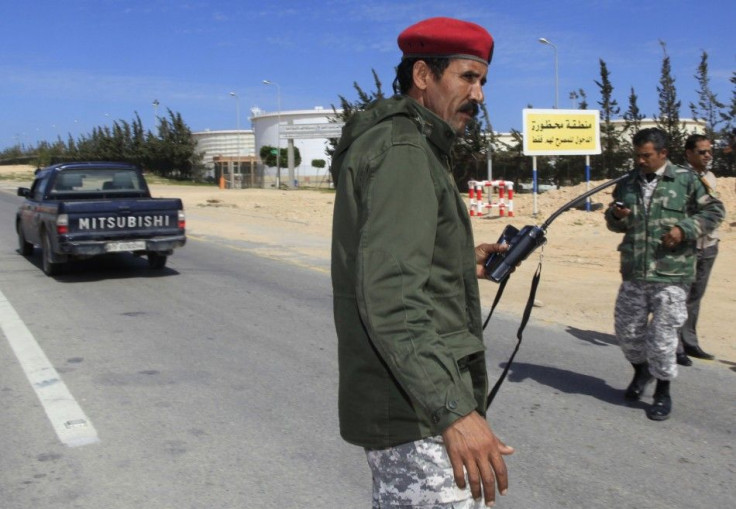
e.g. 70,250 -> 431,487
58,198 -> 184,240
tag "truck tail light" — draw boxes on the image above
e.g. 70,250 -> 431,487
57,214 -> 69,235
178,210 -> 186,230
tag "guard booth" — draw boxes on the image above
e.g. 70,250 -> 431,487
213,156 -> 260,188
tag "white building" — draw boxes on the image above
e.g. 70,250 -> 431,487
192,129 -> 255,167
192,129 -> 258,187
250,106 -> 342,188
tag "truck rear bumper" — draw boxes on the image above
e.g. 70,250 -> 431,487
58,234 -> 186,257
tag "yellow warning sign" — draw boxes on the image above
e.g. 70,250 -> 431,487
523,109 -> 601,156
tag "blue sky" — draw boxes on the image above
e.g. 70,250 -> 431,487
1,0 -> 734,150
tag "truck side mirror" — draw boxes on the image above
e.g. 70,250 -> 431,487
17,187 -> 30,198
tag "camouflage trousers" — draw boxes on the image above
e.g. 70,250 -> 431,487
614,280 -> 688,380
365,435 -> 484,508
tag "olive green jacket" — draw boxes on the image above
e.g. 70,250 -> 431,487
330,96 -> 488,449
604,162 -> 725,283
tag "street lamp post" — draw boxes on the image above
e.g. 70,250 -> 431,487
262,80 -> 282,189
538,37 -> 559,109
152,99 -> 160,127
229,91 -> 240,189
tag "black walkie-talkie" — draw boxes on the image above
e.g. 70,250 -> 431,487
483,225 -> 547,282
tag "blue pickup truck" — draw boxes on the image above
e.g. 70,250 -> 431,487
16,162 -> 186,275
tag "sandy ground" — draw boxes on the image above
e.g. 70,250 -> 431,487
3,164 -> 735,366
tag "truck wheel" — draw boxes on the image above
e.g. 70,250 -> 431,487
17,223 -> 34,256
147,252 -> 167,269
41,231 -> 61,276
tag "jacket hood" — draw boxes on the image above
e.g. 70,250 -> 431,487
330,96 -> 418,185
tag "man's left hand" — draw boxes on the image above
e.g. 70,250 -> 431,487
475,243 -> 508,279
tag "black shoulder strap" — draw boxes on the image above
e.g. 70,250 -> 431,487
484,262 -> 543,409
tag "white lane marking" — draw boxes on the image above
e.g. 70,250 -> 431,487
0,289 -> 99,447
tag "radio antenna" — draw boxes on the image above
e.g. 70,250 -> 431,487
541,174 -> 628,230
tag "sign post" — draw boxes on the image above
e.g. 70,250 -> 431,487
522,109 -> 601,215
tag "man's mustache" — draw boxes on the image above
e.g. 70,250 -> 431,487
459,102 -> 479,117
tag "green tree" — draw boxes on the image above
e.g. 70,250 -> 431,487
129,113 -> 147,168
0,143 -> 27,164
689,51 -> 725,140
655,41 -> 687,163
623,86 -> 645,152
327,69 -> 385,160
260,145 -> 301,169
718,71 -> 736,174
577,88 -> 588,110
722,71 -> 736,132
146,109 -> 204,178
1,109 -> 204,178
594,59 -> 627,178
569,90 -> 579,108
36,139 -> 67,167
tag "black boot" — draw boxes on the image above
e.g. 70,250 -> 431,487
624,362 -> 653,401
676,352 -> 692,366
683,345 -> 715,360
647,380 -> 672,421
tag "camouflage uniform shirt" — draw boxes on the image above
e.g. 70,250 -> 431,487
605,162 -> 725,284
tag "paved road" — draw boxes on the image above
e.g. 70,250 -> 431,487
0,187 -> 734,508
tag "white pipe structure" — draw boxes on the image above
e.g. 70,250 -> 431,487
262,80 -> 282,188
229,91 -> 240,189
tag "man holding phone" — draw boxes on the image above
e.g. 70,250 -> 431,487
605,128 -> 724,421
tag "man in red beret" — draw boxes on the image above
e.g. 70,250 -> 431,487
331,17 -> 513,508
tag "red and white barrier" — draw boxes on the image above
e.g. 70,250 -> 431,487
468,181 -> 485,216
467,180 -> 514,217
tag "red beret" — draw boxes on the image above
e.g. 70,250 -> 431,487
398,17 -> 494,65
